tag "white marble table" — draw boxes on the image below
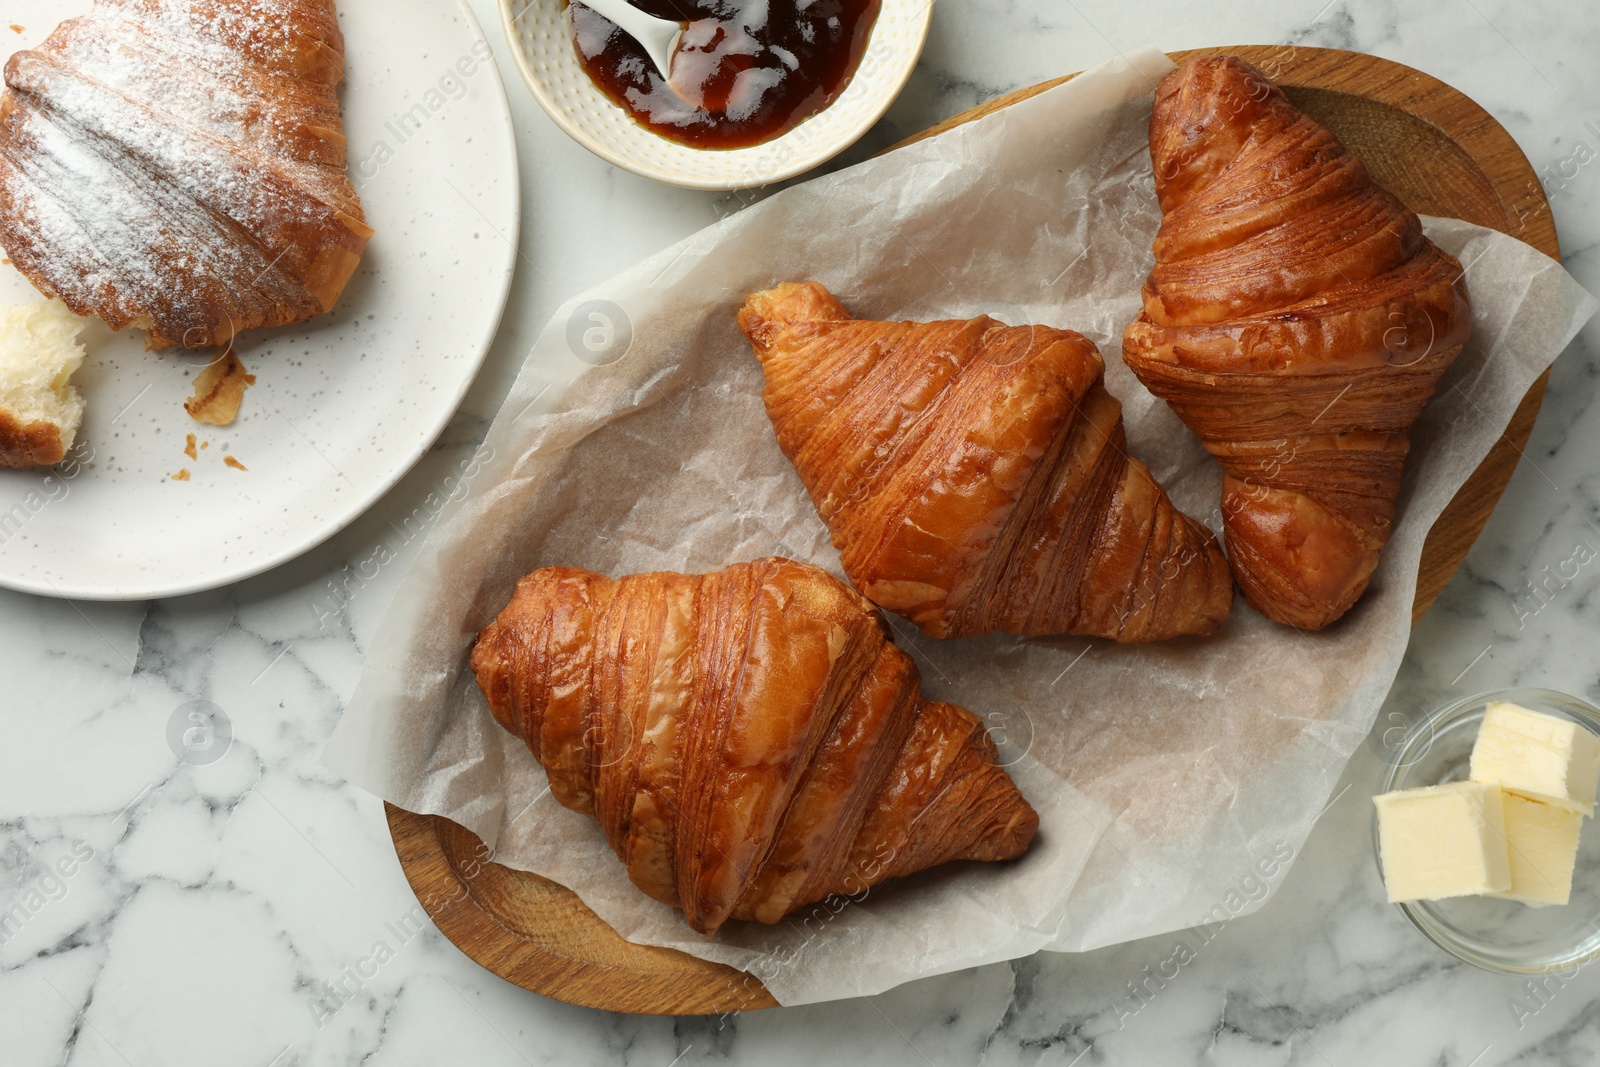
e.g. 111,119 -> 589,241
4,0 -> 1599,1063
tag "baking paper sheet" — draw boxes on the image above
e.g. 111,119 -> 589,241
322,47 -> 1599,1005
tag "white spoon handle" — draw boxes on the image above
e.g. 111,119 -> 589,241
575,0 -> 682,82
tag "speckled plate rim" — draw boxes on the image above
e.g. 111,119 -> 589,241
497,0 -> 933,190
0,0 -> 521,602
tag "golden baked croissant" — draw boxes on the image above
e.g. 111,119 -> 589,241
470,557 -> 1039,935
1122,56 -> 1472,630
0,0 -> 372,349
739,281 -> 1233,643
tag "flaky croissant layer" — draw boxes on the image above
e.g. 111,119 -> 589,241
471,557 -> 1038,935
1123,55 -> 1472,630
741,281 -> 1233,643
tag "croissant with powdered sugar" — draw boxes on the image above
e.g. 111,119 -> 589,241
0,0 -> 372,349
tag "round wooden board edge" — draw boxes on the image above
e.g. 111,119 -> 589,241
385,802 -> 780,1015
389,45 -> 1562,1016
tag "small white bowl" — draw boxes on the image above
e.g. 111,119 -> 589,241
497,0 -> 933,190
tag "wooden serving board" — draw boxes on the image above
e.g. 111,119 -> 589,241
387,45 -> 1561,1016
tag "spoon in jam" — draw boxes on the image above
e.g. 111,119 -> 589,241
571,0 -> 685,94
570,0 -> 883,149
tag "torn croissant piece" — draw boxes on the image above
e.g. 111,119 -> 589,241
1122,55 -> 1472,630
470,557 -> 1039,936
0,0 -> 372,349
0,298 -> 86,468
739,281 -> 1233,643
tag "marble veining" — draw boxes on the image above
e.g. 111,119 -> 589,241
3,0 -> 1600,1063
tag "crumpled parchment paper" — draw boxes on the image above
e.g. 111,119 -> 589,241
322,46 -> 1600,1006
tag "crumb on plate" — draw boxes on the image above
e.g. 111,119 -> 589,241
224,454 -> 247,471
183,433 -> 197,460
172,468 -> 191,481
184,347 -> 255,426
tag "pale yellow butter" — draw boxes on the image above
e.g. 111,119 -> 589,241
1375,782 -> 1511,904
1470,701 -> 1600,815
1488,792 -> 1583,907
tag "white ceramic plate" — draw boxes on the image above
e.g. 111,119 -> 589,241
0,0 -> 520,600
499,0 -> 932,190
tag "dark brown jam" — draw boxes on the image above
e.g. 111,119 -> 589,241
569,0 -> 883,150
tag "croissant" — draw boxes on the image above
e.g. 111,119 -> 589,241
0,0 -> 372,349
1122,56 -> 1472,629
739,281 -> 1233,643
470,557 -> 1039,935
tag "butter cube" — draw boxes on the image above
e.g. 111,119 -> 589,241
1470,701 -> 1600,815
1375,782 -> 1511,903
1489,792 -> 1584,907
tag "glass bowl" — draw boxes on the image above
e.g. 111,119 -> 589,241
1373,687 -> 1600,975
